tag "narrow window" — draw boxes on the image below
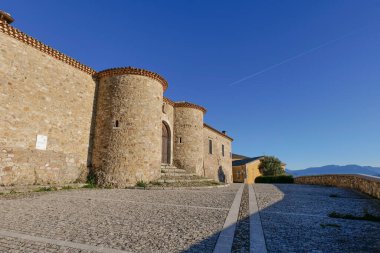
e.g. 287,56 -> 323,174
209,140 -> 213,154
222,144 -> 225,157
115,120 -> 119,128
179,137 -> 182,143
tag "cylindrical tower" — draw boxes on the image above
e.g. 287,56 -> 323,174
173,102 -> 206,175
92,67 -> 167,187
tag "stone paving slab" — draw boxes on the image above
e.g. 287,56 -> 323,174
0,184 -> 242,253
0,235 -> 92,253
213,183 -> 244,253
248,185 -> 267,253
254,183 -> 380,253
0,232 -> 122,253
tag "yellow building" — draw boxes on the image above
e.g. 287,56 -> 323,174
232,156 -> 263,184
232,155 -> 286,184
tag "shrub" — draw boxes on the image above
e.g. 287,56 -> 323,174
82,183 -> 96,189
135,180 -> 147,188
86,172 -> 96,185
259,156 -> 284,176
82,172 -> 97,188
62,185 -> 74,190
255,175 -> 294,184
35,186 -> 57,192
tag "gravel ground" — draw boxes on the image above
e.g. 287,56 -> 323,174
0,184 -> 242,253
231,185 -> 249,253
0,236 -> 93,253
254,184 -> 380,253
2,183 -> 377,253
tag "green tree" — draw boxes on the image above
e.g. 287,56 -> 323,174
259,156 -> 284,176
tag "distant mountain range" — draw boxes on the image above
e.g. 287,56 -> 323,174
286,165 -> 380,177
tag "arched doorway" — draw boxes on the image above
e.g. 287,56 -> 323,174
162,122 -> 171,164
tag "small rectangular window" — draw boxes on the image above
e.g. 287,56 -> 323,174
179,137 -> 182,143
209,140 -> 213,154
222,144 -> 225,157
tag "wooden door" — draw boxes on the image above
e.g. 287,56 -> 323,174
162,122 -> 170,164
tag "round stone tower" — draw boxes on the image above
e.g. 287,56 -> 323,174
173,102 -> 206,175
92,67 -> 167,187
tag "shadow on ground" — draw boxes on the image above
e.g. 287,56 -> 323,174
184,183 -> 380,253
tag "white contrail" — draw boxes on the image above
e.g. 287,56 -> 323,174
228,30 -> 359,86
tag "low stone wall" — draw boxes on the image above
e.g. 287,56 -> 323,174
295,174 -> 380,199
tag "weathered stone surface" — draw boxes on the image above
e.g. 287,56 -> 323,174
295,174 -> 380,199
173,107 -> 204,174
0,18 -> 234,188
0,31 -> 95,186
203,126 -> 232,183
92,74 -> 163,187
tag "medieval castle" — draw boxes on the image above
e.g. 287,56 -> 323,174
0,11 -> 233,187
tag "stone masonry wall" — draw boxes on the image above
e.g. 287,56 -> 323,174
0,18 -> 234,187
295,174 -> 380,199
0,32 -> 95,186
203,126 -> 232,183
173,107 -> 204,174
92,73 -> 163,187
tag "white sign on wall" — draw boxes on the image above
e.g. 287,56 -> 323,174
35,134 -> 48,150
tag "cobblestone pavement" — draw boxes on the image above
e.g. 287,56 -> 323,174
231,185 -> 249,253
0,184 -> 242,253
254,184 -> 380,253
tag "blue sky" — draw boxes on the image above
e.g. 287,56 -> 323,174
3,0 -> 380,169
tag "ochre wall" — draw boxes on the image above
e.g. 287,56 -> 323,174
92,72 -> 164,187
173,107 -> 204,174
232,160 -> 262,184
203,127 -> 232,183
0,31 -> 96,186
246,160 -> 262,184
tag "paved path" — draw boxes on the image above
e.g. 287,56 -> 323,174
0,183 -> 379,252
254,184 -> 380,253
0,184 -> 242,253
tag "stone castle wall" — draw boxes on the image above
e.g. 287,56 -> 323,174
0,29 -> 96,186
203,125 -> 232,183
0,17 -> 234,187
173,106 -> 204,174
295,174 -> 380,199
92,70 -> 165,187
